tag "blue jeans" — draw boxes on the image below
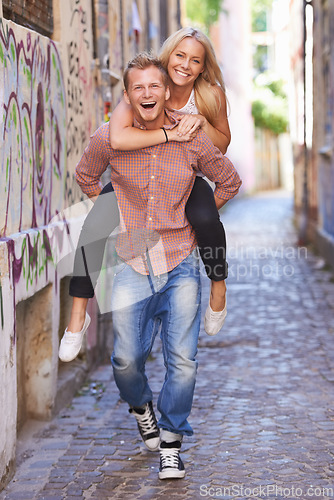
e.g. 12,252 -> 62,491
110,249 -> 201,436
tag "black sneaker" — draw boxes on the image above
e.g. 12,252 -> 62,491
159,440 -> 185,479
129,401 -> 160,451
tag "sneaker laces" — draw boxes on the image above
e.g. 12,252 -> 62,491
132,406 -> 157,436
160,447 -> 180,468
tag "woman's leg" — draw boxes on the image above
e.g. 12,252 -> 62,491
185,177 -> 227,320
67,182 -> 119,334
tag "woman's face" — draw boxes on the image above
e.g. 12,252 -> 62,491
167,37 -> 205,88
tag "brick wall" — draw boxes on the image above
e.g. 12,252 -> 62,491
2,0 -> 53,36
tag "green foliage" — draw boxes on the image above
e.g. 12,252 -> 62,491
266,79 -> 287,99
252,74 -> 289,135
253,45 -> 268,73
185,0 -> 225,31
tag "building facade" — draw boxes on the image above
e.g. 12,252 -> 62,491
0,0 -> 181,488
311,0 -> 334,268
291,0 -> 334,268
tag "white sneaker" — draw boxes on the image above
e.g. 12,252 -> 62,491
204,300 -> 227,336
58,312 -> 91,362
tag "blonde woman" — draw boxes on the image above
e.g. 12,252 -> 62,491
59,27 -> 233,362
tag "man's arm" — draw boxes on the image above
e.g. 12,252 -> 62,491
195,131 -> 242,204
75,123 -> 111,198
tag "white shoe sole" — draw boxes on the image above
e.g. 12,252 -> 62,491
159,468 -> 185,479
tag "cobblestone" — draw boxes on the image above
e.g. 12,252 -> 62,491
1,191 -> 334,499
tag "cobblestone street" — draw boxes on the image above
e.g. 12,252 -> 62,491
1,191 -> 334,500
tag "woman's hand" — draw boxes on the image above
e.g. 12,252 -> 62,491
167,123 -> 198,142
176,114 -> 206,137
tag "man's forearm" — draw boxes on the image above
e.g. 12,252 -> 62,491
88,191 -> 102,203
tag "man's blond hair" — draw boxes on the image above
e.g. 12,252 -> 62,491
123,52 -> 168,91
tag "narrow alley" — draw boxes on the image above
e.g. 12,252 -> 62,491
1,191 -> 334,500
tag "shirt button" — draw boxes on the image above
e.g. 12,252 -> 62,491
151,175 -> 154,179
152,154 -> 156,158
148,217 -> 152,221
150,196 -> 154,200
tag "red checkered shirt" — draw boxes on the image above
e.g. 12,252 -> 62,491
76,109 -> 242,275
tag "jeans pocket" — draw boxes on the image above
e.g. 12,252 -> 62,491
113,258 -> 127,276
183,249 -> 200,271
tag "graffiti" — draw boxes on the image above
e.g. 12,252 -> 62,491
0,5 -> 95,335
6,231 -> 53,290
3,226 -> 58,339
0,20 -> 67,237
65,0 -> 93,169
65,168 -> 85,206
70,0 -> 90,49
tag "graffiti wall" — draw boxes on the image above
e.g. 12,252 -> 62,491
0,0 -> 94,236
0,0 -> 182,488
0,1 -> 95,488
0,20 -> 66,236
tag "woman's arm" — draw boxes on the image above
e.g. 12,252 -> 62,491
201,87 -> 231,154
109,97 -> 194,150
175,86 -> 231,154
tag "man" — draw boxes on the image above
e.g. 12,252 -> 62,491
75,53 -> 241,479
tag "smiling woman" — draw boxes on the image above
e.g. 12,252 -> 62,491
165,37 -> 206,106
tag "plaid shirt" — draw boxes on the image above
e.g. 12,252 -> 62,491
76,109 -> 242,275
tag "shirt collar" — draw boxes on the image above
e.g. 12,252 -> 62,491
134,108 -> 180,130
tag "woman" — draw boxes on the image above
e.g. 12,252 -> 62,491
59,27 -> 232,363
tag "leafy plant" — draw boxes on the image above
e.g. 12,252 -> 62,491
252,74 -> 289,135
185,0 -> 226,31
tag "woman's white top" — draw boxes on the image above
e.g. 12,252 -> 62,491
173,89 -> 206,178
173,89 -> 198,115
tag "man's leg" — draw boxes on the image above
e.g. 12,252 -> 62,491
110,261 -> 156,406
154,250 -> 201,479
110,261 -> 161,450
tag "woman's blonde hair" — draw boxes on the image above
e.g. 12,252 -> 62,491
159,27 -> 227,124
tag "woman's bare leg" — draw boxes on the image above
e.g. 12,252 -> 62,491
67,297 -> 89,333
209,279 -> 226,312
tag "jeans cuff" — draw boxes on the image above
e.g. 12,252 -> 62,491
160,430 -> 183,443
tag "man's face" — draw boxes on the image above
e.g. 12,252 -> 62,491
124,66 -> 170,129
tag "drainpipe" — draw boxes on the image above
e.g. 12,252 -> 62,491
299,0 -> 313,245
299,0 -> 308,245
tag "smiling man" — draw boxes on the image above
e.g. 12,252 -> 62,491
75,52 -> 241,480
